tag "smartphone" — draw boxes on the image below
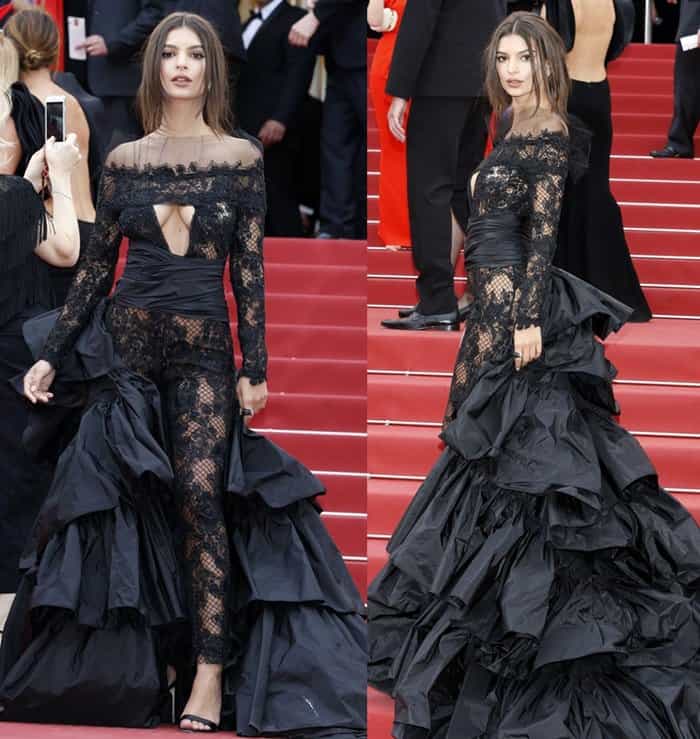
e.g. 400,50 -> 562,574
45,95 -> 66,142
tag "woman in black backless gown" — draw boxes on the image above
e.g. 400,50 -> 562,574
0,30 -> 83,594
5,6 -> 99,306
544,0 -> 651,321
0,12 -> 366,737
369,14 -> 700,737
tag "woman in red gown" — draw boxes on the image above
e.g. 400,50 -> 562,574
368,0 -> 411,248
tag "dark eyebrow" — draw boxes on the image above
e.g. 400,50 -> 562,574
163,44 -> 204,50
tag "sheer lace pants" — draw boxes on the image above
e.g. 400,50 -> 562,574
443,265 -> 522,427
107,301 -> 235,664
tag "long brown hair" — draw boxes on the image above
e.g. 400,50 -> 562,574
5,6 -> 60,72
136,12 -> 231,135
483,12 -> 570,125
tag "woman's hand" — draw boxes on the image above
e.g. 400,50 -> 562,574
46,133 -> 81,177
23,360 -> 56,404
23,145 -> 47,193
513,325 -> 542,371
388,97 -> 408,143
237,377 -> 268,425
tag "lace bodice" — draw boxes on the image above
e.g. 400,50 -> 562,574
444,128 -> 569,427
39,133 -> 268,383
470,129 -> 569,330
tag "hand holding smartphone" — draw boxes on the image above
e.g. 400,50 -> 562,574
45,95 -> 66,142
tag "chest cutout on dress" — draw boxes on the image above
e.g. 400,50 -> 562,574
470,171 -> 480,199
152,204 -> 196,256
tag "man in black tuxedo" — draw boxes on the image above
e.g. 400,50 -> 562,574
68,0 -> 166,145
289,0 -> 366,239
381,0 -> 507,330
171,1 -> 246,125
237,0 -> 315,235
651,0 -> 700,158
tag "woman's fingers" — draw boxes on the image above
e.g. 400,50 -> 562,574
23,362 -> 55,404
514,341 -> 542,371
24,369 -> 52,404
23,370 -> 36,404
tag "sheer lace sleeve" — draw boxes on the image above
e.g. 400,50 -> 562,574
514,133 -> 569,330
40,157 -> 122,368
229,144 -> 267,384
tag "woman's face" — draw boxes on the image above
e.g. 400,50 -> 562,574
160,26 -> 207,101
496,33 -> 536,101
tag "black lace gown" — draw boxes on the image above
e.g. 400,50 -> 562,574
368,129 -> 700,738
0,134 -> 367,737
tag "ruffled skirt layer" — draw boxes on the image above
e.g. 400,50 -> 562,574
369,268 -> 700,738
0,301 -> 367,735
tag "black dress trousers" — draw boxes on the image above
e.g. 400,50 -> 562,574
668,45 -> 700,156
406,96 -> 490,315
319,66 -> 366,239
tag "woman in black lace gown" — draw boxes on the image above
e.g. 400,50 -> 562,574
369,13 -> 700,738
0,12 -> 366,737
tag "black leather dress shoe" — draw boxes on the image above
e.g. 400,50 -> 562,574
398,302 -> 471,322
649,145 -> 693,159
381,310 -> 460,331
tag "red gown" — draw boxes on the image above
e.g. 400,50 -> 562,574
368,0 -> 411,247
42,0 -> 65,71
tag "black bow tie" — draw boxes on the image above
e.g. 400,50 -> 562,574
249,8 -> 263,21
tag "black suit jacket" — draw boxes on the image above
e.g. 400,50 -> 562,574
678,0 -> 700,39
237,2 -> 315,135
171,0 -> 246,62
86,0 -> 167,97
387,0 -> 507,99
312,0 -> 366,71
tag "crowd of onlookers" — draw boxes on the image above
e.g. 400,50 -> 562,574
0,0 -> 366,240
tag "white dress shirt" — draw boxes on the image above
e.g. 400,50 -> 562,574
242,0 -> 286,49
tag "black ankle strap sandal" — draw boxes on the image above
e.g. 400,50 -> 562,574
179,713 -> 220,733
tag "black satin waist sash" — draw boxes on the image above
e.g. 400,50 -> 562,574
113,239 -> 229,321
465,213 -> 527,269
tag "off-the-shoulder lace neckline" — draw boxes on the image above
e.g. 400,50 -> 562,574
103,157 -> 263,176
145,131 -> 238,141
501,128 -> 569,144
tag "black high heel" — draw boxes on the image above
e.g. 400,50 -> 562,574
179,713 -> 220,733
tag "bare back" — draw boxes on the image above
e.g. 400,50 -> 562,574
23,76 -> 96,222
566,0 -> 615,82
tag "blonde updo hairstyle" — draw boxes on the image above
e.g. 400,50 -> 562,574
5,6 -> 60,72
483,12 -> 570,125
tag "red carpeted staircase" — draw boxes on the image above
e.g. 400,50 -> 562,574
367,39 -> 700,738
240,238 -> 367,597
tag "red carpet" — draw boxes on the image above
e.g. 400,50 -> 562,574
368,39 -> 700,738
247,238 -> 367,594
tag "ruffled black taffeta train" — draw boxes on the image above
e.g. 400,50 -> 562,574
0,301 -> 367,737
369,268 -> 700,739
